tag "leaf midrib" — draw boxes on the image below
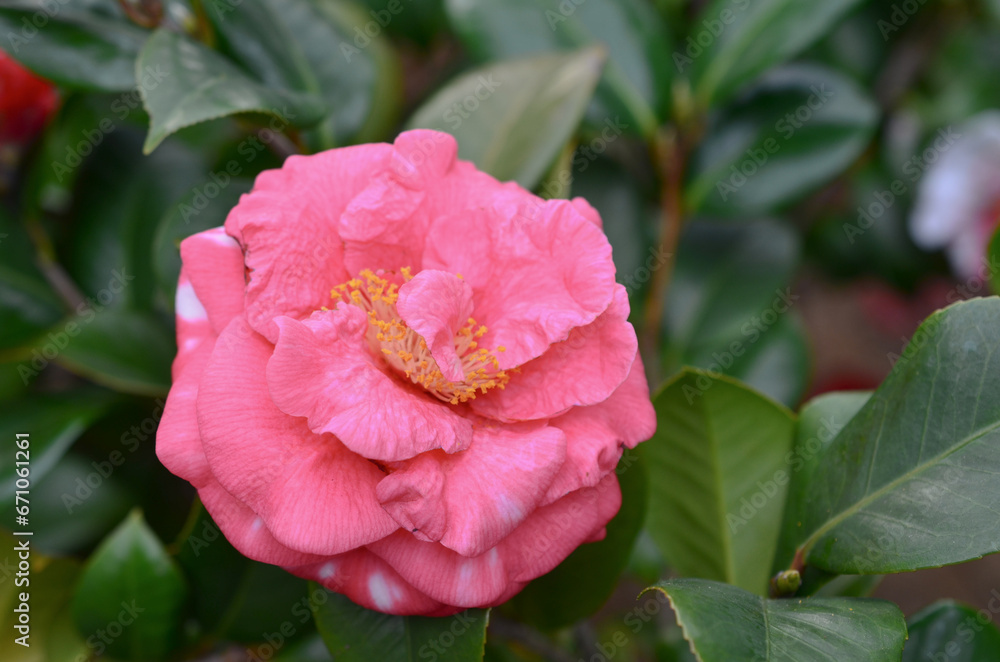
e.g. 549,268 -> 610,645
799,417 -> 1000,559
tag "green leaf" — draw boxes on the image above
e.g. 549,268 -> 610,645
687,64 -> 878,215
71,511 -> 187,661
444,0 -> 669,137
407,48 -> 605,189
782,298 -> 1000,575
56,309 -> 174,396
174,501 -> 313,642
65,129 -> 207,313
0,212 -> 64,353
137,28 -> 326,154
664,219 -> 807,408
152,178 -> 253,305
207,0 -> 400,148
0,0 -> 147,91
510,450 -> 648,629
648,578 -> 907,662
903,601 -> 1000,662
990,228 -> 999,296
640,370 -> 795,595
773,391 -> 870,572
688,0 -> 865,107
312,586 -> 489,662
0,393 -> 112,502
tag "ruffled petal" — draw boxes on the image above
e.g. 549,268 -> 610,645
197,317 -> 398,555
156,335 -> 215,488
543,356 -> 656,504
266,307 -> 473,462
376,422 -> 566,557
198,480 -> 326,567
224,144 -> 393,342
367,473 -> 620,607
397,270 -> 475,382
472,285 -> 636,421
286,549 -> 454,616
178,227 -> 245,335
422,195 -> 616,370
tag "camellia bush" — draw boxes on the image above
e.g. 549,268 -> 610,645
1,0 -> 1000,660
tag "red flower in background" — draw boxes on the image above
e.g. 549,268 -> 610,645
0,50 -> 57,149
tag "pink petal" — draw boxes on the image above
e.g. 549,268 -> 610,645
172,270 -> 213,379
178,227 -> 245,335
199,479 -> 326,567
224,144 -> 393,342
472,285 -> 636,421
422,195 -> 616,370
287,549 -> 454,616
156,335 -> 215,488
266,308 -> 473,462
376,422 -> 566,557
543,356 -> 656,504
338,130 -> 516,275
367,473 -> 620,607
397,270 -> 475,382
571,197 -> 603,229
197,317 -> 398,555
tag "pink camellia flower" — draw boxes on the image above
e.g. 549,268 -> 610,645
910,112 -> 1000,278
157,130 -> 656,615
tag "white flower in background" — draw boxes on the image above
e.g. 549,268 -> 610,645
910,111 -> 1000,278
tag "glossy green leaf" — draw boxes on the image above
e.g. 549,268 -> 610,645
903,601 -> 1000,662
781,298 -> 1000,575
641,369 -> 796,595
687,0 -> 865,106
174,501 -> 313,642
773,391 -> 870,572
664,219 -> 807,407
0,393 -> 112,502
56,309 -> 174,396
444,0 -> 670,137
208,0 -> 400,147
989,228 -> 999,295
152,178 -> 253,305
648,578 -> 907,662
510,450 -> 648,629
0,212 -> 64,353
65,130 -> 207,312
687,64 -> 878,215
0,0 -> 147,91
137,28 -> 326,153
407,48 -> 605,189
71,511 -> 187,661
312,586 -> 489,662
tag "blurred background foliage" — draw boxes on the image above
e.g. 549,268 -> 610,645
1,0 -> 999,660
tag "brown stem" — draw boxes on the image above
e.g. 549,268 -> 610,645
640,128 -> 686,385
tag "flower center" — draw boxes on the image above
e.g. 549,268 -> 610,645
331,268 -> 508,404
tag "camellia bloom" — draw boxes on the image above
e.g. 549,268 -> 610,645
0,51 -> 57,148
910,112 -> 1000,278
157,130 -> 656,615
